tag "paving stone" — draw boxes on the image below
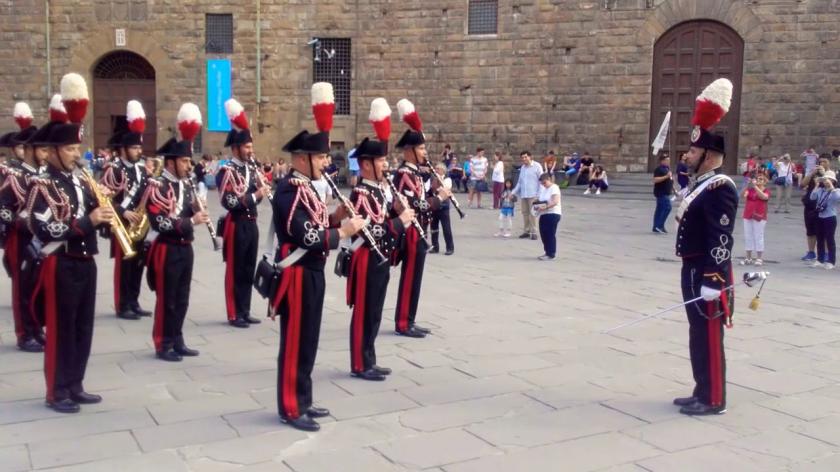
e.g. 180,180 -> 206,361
401,375 -> 533,406
444,432 -> 661,472
327,391 -> 420,421
788,454 -> 840,472
758,392 -> 840,421
375,428 -> 497,469
180,430 -> 308,465
637,443 -> 788,472
790,415 -> 840,447
0,445 -> 30,472
284,447 -> 402,472
727,429 -> 839,463
29,431 -> 139,469
147,393 -> 263,424
45,450 -> 188,472
0,408 -> 154,447
622,417 -> 740,452
133,416 -> 239,452
399,393 -> 553,432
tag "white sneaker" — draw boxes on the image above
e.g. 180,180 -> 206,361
754,259 -> 763,266
595,189 -> 601,195
810,261 -> 824,268
503,232 -> 511,238
493,232 -> 502,237
825,263 -> 835,270
583,189 -> 591,195
739,259 -> 753,266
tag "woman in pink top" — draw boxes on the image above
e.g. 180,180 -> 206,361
741,173 -> 771,266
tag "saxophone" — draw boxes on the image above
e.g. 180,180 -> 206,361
78,164 -> 137,259
127,157 -> 163,242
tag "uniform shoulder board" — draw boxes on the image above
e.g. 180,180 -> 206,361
352,186 -> 370,196
147,177 -> 164,188
31,174 -> 51,185
707,178 -> 736,191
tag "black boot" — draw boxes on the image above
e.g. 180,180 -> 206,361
281,413 -> 320,432
395,327 -> 426,338
672,396 -> 698,406
351,369 -> 386,381
117,308 -> 140,320
131,304 -> 152,317
679,401 -> 726,416
46,398 -> 80,414
411,324 -> 431,334
306,406 -> 330,418
18,337 -> 44,353
372,365 -> 392,376
174,336 -> 200,357
229,318 -> 250,328
70,391 -> 102,404
156,348 -> 183,362
244,315 -> 261,324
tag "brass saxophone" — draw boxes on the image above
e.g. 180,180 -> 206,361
127,157 -> 163,242
78,164 -> 137,259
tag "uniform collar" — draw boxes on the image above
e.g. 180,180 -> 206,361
20,162 -> 38,173
402,161 -> 418,171
232,157 -> 245,167
163,169 -> 181,182
361,178 -> 381,188
290,170 -> 311,182
696,167 -> 722,183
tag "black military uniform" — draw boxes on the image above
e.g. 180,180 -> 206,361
673,78 -> 737,416
27,118 -> 103,413
0,120 -> 44,352
392,131 -> 440,338
271,129 -> 342,432
101,124 -> 151,320
146,138 -> 201,362
346,138 -> 405,381
218,127 -> 262,328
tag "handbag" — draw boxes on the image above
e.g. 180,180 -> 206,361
476,180 -> 489,193
334,247 -> 352,278
773,176 -> 786,186
253,256 -> 281,299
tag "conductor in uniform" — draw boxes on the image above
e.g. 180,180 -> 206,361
673,78 -> 738,416
270,83 -> 366,432
346,98 -> 414,381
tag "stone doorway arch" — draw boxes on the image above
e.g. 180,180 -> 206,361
648,21 -> 744,174
92,50 -> 157,155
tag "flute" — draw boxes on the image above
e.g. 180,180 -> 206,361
384,171 -> 431,250
422,165 -> 465,219
187,176 -> 222,251
321,173 -> 388,265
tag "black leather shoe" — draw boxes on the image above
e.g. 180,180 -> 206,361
518,233 -> 530,239
117,309 -> 140,320
306,406 -> 330,418
372,365 -> 392,376
444,249 -> 454,256
530,234 -> 538,240
429,247 -> 440,254
679,401 -> 726,416
673,396 -> 698,406
411,324 -> 431,334
156,349 -> 183,362
395,327 -> 426,338
174,344 -> 200,357
244,315 -> 261,324
47,398 -> 80,413
131,305 -> 152,317
281,413 -> 320,432
18,337 -> 44,353
352,369 -> 386,381
229,318 -> 250,328
70,391 -> 102,404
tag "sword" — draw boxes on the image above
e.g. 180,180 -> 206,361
602,272 -> 769,334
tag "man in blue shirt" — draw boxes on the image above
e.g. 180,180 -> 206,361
652,154 -> 673,233
511,151 -> 542,239
347,147 -> 359,186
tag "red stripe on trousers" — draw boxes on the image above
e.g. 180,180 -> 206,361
40,256 -> 58,402
113,237 -> 122,311
223,215 -> 236,320
706,300 -> 724,407
350,248 -> 369,372
152,243 -> 168,352
6,228 -> 23,342
397,227 -> 419,332
272,244 -> 303,419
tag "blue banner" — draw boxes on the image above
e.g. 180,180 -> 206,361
207,59 -> 232,132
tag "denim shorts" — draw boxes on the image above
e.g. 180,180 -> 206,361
500,207 -> 514,217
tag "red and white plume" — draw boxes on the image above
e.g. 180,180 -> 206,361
177,103 -> 203,142
311,82 -> 335,133
224,98 -> 249,131
691,78 -> 733,130
59,73 -> 89,124
369,98 -> 391,142
13,102 -> 33,130
397,99 -> 422,132
49,94 -> 68,123
126,100 -> 146,134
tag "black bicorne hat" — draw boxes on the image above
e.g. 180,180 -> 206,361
690,127 -> 726,156
47,123 -> 83,146
0,132 -> 16,148
282,130 -> 330,154
121,132 -> 143,148
354,137 -> 388,160
395,129 -> 425,149
225,129 -> 253,148
12,126 -> 38,145
28,122 -> 63,147
157,137 -> 192,159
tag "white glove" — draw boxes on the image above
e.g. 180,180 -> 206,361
700,285 -> 721,302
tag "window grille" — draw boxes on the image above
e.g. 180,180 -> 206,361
313,38 -> 352,115
206,14 -> 234,54
468,0 -> 498,35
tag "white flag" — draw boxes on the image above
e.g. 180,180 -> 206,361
652,111 -> 670,157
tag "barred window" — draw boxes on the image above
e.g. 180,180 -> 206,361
313,38 -> 351,115
468,0 -> 498,35
206,14 -> 233,54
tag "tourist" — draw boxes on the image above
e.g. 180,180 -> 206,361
800,156 -> 832,261
676,153 -> 690,198
584,165 -> 609,195
430,163 -> 454,255
560,152 -> 579,188
468,148 -> 488,208
773,153 -> 794,213
511,151 -> 542,240
576,151 -> 594,186
740,174 -> 770,266
491,151 -> 505,209
802,145 -> 820,175
809,170 -> 840,270
652,154 -> 673,233
495,179 -> 516,238
534,173 -> 562,260
348,147 -> 359,186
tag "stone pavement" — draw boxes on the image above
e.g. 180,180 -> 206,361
1,188 -> 839,471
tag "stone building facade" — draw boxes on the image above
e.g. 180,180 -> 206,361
2,0 -> 840,173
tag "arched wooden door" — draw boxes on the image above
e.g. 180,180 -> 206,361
92,51 -> 157,155
649,21 -> 744,173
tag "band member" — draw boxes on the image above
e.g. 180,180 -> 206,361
145,103 -> 207,362
673,78 -> 738,416
27,73 -> 109,413
391,99 -> 451,338
270,83 -> 366,431
101,100 -> 152,320
218,99 -> 266,328
347,99 -> 414,381
0,102 -> 46,352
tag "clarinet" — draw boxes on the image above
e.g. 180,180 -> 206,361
248,155 -> 274,201
422,165 -> 465,219
321,173 -> 388,265
187,176 -> 222,251
384,171 -> 431,250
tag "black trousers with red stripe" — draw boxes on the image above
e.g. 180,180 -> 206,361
395,226 -> 427,332
276,267 -> 325,419
681,260 -> 728,408
41,255 -> 96,402
4,224 -> 42,344
113,236 -> 145,312
348,248 -> 390,373
151,242 -> 193,352
223,217 -> 258,321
